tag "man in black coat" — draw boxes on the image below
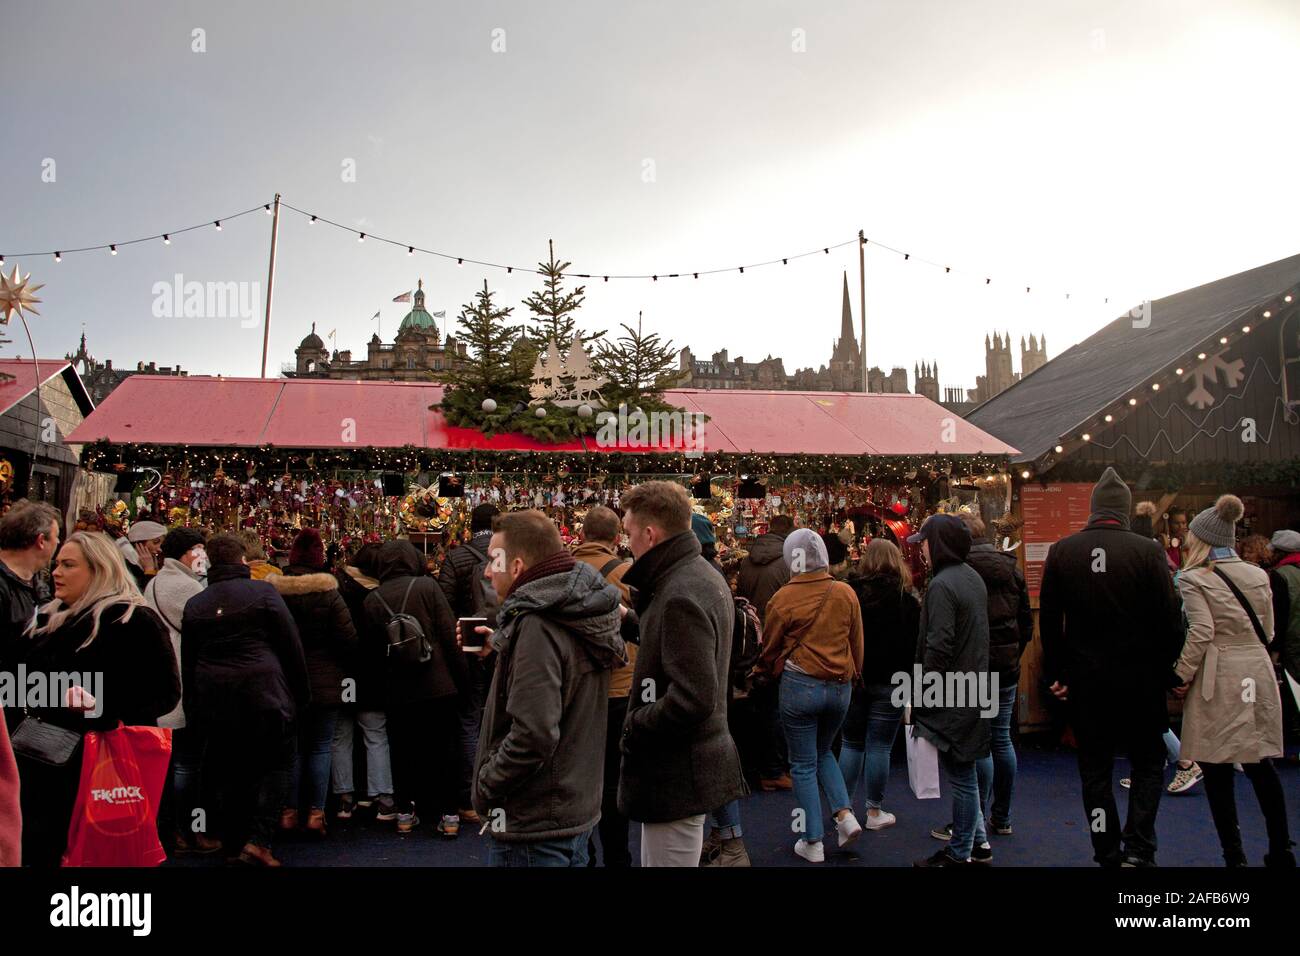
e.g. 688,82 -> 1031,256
1038,467 -> 1184,867
961,512 -> 1032,836
181,533 -> 308,866
617,481 -> 747,867
437,503 -> 499,824
736,513 -> 794,790
363,540 -> 466,835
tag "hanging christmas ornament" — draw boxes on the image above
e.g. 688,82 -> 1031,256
577,403 -> 593,418
481,398 -> 498,413
535,406 -> 547,418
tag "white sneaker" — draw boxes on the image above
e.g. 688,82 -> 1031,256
865,810 -> 897,831
836,811 -> 863,847
794,838 -> 825,863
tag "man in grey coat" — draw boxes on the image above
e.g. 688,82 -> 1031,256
617,481 -> 747,867
468,510 -> 625,866
907,514 -> 994,867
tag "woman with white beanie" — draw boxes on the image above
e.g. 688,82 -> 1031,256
1173,495 -> 1294,866
753,528 -> 865,862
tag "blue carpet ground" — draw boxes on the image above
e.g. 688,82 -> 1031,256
168,741 -> 1300,867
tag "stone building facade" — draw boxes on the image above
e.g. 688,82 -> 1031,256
65,333 -> 187,405
286,280 -> 468,381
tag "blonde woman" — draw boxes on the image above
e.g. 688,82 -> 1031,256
1174,496 -> 1294,866
15,531 -> 180,866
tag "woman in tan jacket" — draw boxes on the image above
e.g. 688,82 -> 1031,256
1174,495 -> 1294,867
755,528 -> 864,863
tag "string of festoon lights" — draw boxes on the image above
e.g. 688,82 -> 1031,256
1,194 -> 1120,305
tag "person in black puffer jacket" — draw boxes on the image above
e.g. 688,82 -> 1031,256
839,538 -> 921,831
181,533 -> 308,866
960,513 -> 1032,835
269,529 -> 357,836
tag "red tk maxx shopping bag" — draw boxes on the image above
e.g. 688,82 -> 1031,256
62,725 -> 172,867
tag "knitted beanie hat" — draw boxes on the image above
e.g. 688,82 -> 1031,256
1188,494 -> 1244,549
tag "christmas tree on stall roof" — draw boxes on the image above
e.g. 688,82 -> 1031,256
523,240 -> 602,347
595,311 -> 685,406
440,280 -> 529,434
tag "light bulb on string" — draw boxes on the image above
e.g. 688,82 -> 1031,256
110,245 -> 117,255
163,234 -> 170,244
214,221 -> 222,231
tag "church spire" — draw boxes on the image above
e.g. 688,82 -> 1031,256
840,271 -> 855,345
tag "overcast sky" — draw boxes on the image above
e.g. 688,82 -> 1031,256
3,0 -> 1298,395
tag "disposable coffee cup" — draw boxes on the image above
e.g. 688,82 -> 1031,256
459,617 -> 488,652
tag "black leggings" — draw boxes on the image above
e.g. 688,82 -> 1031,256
1200,760 -> 1292,863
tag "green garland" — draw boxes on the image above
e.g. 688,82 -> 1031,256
82,440 -> 1011,483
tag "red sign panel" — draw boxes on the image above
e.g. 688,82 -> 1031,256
1020,483 -> 1094,598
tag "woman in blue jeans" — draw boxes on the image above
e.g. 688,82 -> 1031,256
840,540 -> 922,829
754,529 -> 865,863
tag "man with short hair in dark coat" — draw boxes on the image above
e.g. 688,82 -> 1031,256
618,481 -> 747,867
1038,467 -> 1184,867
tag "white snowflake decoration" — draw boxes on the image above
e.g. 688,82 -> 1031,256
1180,348 -> 1245,410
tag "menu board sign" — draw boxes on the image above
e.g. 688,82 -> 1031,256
1020,483 -> 1094,598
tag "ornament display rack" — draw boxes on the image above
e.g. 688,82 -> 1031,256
76,442 -> 1013,569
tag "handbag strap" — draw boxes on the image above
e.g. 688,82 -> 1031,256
1210,566 -> 1269,648
775,580 -> 836,672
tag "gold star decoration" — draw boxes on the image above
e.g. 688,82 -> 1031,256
0,264 -> 44,323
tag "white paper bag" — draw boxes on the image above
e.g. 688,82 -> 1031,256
905,725 -> 941,800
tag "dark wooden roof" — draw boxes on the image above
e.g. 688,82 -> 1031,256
968,253 -> 1300,462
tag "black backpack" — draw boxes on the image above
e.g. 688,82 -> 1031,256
462,542 -> 503,623
730,596 -> 764,698
373,579 -> 432,665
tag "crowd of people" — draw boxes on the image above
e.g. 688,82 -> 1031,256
0,468 -> 1296,868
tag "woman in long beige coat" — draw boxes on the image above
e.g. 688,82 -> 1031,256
1174,495 -> 1294,867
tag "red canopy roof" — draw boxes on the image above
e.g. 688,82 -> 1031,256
0,359 -> 94,419
65,376 -> 1017,457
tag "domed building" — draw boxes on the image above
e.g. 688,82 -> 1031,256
287,279 -> 468,380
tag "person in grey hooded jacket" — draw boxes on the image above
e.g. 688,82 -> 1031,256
907,514 -> 993,867
468,510 -> 625,866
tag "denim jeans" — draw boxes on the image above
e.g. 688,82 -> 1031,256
488,830 -> 591,867
331,709 -> 393,798
1162,728 -> 1181,766
839,682 -> 903,811
779,669 -> 853,844
975,681 -> 1017,828
288,705 -> 340,811
457,655 -> 493,808
709,799 -> 743,840
170,726 -> 208,836
939,748 -> 988,861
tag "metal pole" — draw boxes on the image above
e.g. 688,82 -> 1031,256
858,229 -> 867,392
260,193 -> 281,378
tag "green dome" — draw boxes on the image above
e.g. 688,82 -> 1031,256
398,280 -> 438,335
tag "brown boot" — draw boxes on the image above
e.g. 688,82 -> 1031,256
459,808 -> 481,824
279,808 -> 299,831
759,774 -> 793,792
305,809 -> 327,836
237,842 -> 282,867
703,837 -> 751,867
192,833 -> 223,854
699,829 -> 723,866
